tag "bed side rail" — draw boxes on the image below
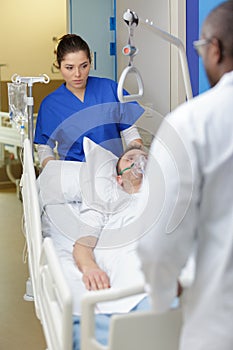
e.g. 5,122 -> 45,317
38,237 -> 73,350
81,286 -> 182,350
21,138 -> 42,315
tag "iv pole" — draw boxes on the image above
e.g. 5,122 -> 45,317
11,74 -> 50,158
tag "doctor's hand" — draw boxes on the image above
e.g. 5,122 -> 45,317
82,267 -> 111,291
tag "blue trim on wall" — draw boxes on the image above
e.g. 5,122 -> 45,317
186,0 -> 199,97
113,0 -> 117,81
198,0 -> 223,93
69,0 -> 73,33
186,0 -> 224,95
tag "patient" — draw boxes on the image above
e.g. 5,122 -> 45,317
38,139 -> 150,349
38,139 -> 184,349
73,145 -> 148,292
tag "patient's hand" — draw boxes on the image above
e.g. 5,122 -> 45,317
82,267 -> 110,291
73,236 -> 111,291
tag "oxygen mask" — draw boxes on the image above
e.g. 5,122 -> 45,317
119,153 -> 147,178
130,154 -> 147,178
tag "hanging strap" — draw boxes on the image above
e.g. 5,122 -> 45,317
117,10 -> 144,103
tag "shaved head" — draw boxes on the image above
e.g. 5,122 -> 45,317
203,1 -> 233,58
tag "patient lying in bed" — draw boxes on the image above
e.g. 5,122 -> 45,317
38,138 -> 152,349
38,137 -> 193,349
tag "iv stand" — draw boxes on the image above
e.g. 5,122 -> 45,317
11,74 -> 50,158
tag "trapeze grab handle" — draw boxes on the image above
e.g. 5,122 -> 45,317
11,73 -> 50,85
117,66 -> 144,103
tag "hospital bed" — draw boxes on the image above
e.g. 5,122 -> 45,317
0,111 -> 21,147
20,137 -> 183,350
0,111 -> 22,190
18,7 -> 196,347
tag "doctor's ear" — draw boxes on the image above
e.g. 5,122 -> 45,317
116,175 -> 123,186
211,37 -> 224,63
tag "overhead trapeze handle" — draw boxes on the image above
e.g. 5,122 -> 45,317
117,66 -> 144,103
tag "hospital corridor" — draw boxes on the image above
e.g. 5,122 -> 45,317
0,188 -> 46,349
0,0 -> 233,349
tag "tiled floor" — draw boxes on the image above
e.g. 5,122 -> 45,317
0,188 -> 46,350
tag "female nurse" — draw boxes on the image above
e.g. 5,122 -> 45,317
34,34 -> 144,168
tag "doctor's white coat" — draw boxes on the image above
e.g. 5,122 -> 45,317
138,71 -> 233,350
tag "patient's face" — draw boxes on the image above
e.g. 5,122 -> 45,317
118,149 -> 148,189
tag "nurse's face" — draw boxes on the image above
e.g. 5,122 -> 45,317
60,50 -> 91,92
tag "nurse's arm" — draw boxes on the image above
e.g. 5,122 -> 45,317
122,125 -> 143,147
129,138 -> 143,146
41,156 -> 56,168
37,144 -> 56,168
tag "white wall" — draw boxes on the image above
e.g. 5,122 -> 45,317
170,0 -> 186,110
0,0 -> 67,81
0,0 -> 187,114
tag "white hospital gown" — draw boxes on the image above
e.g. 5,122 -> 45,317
41,190 -> 147,316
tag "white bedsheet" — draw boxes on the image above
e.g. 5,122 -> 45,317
37,137 -> 194,316
42,201 -> 146,316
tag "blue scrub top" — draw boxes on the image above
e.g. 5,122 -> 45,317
34,76 -> 144,161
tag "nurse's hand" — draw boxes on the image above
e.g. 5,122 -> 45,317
82,267 -> 111,291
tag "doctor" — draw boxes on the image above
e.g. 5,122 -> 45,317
138,2 -> 233,350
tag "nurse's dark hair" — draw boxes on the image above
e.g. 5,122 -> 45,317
54,34 -> 91,68
206,1 -> 233,58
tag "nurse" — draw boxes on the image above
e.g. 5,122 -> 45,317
34,34 -> 143,168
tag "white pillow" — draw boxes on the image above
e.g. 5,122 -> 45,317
37,160 -> 86,207
80,137 -> 125,212
38,137 -> 121,209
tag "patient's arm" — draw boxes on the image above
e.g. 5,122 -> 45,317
73,236 -> 111,291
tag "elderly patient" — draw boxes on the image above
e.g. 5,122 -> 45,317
38,139 -> 150,350
74,145 -> 148,291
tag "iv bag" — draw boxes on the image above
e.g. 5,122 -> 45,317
7,83 -> 28,126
